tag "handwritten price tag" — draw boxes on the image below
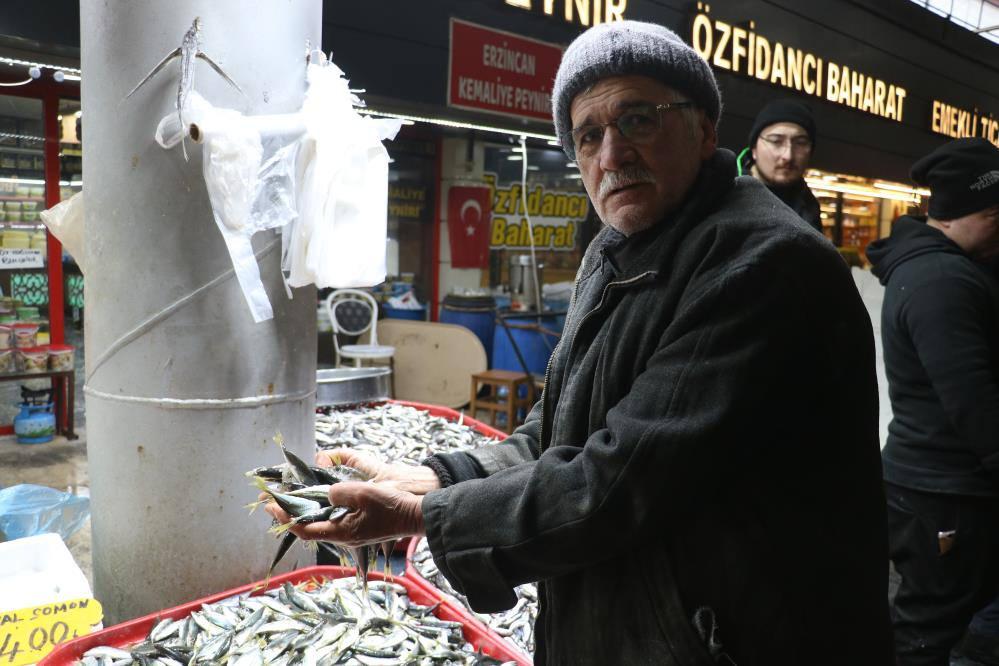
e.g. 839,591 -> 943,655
0,598 -> 102,665
0,249 -> 44,270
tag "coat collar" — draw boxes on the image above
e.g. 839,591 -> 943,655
585,149 -> 738,285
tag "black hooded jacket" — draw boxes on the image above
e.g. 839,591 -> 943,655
868,216 -> 999,496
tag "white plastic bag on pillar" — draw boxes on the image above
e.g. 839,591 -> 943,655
151,59 -> 400,321
156,93 -> 299,322
284,62 -> 402,289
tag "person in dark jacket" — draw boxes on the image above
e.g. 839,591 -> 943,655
739,99 -> 823,233
867,137 -> 999,666
269,21 -> 892,665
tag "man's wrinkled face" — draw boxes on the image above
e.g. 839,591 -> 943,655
752,122 -> 812,187
568,75 -> 717,235
941,205 -> 999,259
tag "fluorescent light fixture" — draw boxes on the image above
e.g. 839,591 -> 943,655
566,174 -> 583,179
0,177 -> 45,185
527,165 -> 540,171
355,107 -> 557,142
805,178 -> 920,203
566,162 -> 577,168
63,74 -> 81,82
873,182 -> 931,197
547,139 -> 561,146
507,155 -> 523,161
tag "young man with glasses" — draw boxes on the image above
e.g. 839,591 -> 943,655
741,99 -> 823,233
267,20 -> 892,665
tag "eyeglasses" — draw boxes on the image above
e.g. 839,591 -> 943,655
759,134 -> 812,152
569,101 -> 695,161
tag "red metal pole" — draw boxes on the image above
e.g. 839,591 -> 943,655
430,134 -> 443,322
43,93 -> 65,345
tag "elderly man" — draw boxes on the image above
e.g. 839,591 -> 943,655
868,138 -> 999,666
740,99 -> 823,232
269,21 -> 892,665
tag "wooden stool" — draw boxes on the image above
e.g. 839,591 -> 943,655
470,369 -> 533,434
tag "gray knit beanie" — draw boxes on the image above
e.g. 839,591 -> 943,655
552,21 -> 722,157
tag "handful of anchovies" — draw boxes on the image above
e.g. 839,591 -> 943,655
247,436 -> 393,589
411,538 -> 537,657
77,578 -> 517,666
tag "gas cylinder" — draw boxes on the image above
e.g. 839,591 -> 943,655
14,387 -> 55,444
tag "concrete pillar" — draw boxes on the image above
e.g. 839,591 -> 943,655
80,0 -> 319,623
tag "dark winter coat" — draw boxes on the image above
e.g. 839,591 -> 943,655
423,149 -> 892,665
868,216 -> 999,497
766,176 -> 823,233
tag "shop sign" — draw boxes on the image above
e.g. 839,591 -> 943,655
690,3 -> 907,123
930,100 -> 999,148
504,0 -> 627,28
388,184 -> 428,221
484,173 -> 587,251
448,18 -> 563,122
0,249 -> 44,269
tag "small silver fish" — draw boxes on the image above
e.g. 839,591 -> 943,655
125,17 -> 243,161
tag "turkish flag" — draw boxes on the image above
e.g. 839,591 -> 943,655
447,185 -> 493,269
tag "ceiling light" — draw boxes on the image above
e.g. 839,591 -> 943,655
355,107 -> 557,142
873,182 -> 930,197
0,56 -> 80,76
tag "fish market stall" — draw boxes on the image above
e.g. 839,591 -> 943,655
311,401 -> 538,662
68,0 -> 535,660
41,567 -> 527,665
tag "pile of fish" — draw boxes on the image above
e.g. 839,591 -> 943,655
409,539 -> 537,657
316,406 -> 535,656
315,405 -> 497,463
77,577 -> 516,665
247,437 -> 390,586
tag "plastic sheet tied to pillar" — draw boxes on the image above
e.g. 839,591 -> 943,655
153,60 -> 403,322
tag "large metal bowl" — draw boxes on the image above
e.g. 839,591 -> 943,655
316,367 -> 392,407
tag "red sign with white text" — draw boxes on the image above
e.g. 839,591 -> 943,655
448,18 -> 563,122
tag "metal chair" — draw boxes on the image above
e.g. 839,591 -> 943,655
324,289 -> 395,380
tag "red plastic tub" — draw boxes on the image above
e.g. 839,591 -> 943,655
39,566 -> 526,665
390,399 -> 509,441
405,538 -> 534,666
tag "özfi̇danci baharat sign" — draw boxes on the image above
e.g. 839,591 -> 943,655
483,173 -> 587,252
690,3 -> 907,123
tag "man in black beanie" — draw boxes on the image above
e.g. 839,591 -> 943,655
742,99 -> 823,233
867,137 -> 999,666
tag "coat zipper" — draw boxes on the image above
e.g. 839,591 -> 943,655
538,269 -> 657,449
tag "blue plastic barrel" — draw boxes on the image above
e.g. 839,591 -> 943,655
492,313 -> 563,375
382,305 -> 426,321
440,295 -> 496,365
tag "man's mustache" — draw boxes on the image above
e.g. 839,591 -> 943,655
598,166 -> 656,199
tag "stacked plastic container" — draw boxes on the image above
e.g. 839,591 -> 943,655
0,301 -> 74,374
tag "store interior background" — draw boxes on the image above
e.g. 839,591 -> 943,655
0,0 -> 995,430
